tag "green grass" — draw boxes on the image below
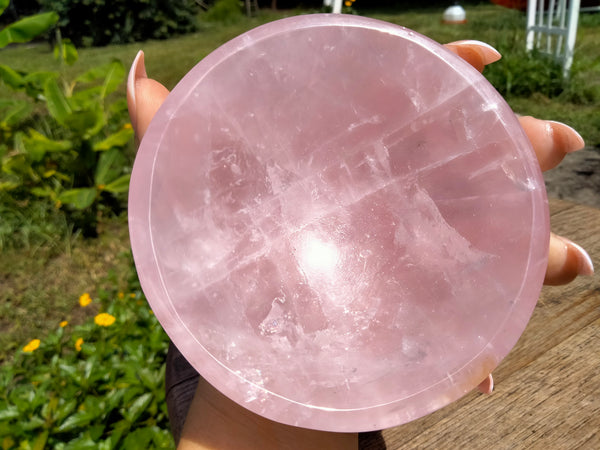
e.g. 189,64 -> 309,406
0,214 -> 131,362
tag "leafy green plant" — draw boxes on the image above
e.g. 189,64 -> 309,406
40,0 -> 200,47
0,0 -> 57,48
203,0 -> 244,24
0,1 -> 58,166
485,47 -> 565,99
0,3 -> 134,237
0,193 -> 71,251
0,265 -> 174,449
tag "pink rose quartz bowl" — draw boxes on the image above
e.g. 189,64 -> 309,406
129,14 -> 549,432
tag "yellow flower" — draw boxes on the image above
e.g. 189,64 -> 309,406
129,293 -> 136,299
97,184 -> 106,191
79,292 -> 92,307
118,292 -> 125,299
23,339 -> 41,353
94,313 -> 116,327
123,123 -> 133,130
75,337 -> 84,351
345,1 -> 352,5
60,321 -> 68,328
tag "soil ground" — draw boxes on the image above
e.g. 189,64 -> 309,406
543,146 -> 600,208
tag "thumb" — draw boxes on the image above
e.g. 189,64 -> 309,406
127,51 -> 170,141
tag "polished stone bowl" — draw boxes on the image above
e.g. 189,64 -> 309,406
129,14 -> 549,432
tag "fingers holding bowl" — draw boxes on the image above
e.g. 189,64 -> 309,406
517,116 -> 592,284
127,50 -> 170,141
519,116 -> 585,172
545,233 -> 594,285
444,40 -> 501,72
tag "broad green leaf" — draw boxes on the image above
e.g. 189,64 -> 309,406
124,392 -> 153,424
137,367 -> 161,390
105,389 -> 125,411
54,38 -> 78,66
109,98 -> 129,116
121,425 -> 154,449
101,60 -> 126,98
83,359 -> 97,383
56,410 -> 96,432
103,174 -> 130,194
22,415 -> 45,431
93,128 -> 134,152
0,99 -> 32,126
30,187 -> 55,198
58,188 -> 96,209
60,435 -> 97,450
95,149 -> 126,186
75,61 -> 116,84
23,71 -> 58,88
54,399 -> 77,422
106,419 -> 131,450
0,65 -> 24,90
0,179 -> 19,191
75,60 -> 125,97
65,107 -> 105,138
44,78 -> 72,125
0,405 -> 19,420
21,71 -> 59,100
22,129 -> 72,162
70,86 -> 104,105
89,424 -> 106,441
41,396 -> 59,420
0,12 -> 59,48
0,0 -> 9,17
150,426 -> 175,448
1,152 -> 36,181
32,429 -> 48,450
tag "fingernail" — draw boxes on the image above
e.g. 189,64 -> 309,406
477,373 -> 494,394
557,235 -> 595,276
453,40 -> 502,64
548,121 -> 585,153
127,50 -> 147,131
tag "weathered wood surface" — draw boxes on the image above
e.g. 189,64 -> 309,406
360,198 -> 600,449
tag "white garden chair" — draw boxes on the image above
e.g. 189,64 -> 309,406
526,0 -> 581,77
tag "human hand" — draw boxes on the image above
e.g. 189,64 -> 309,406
127,39 -> 593,446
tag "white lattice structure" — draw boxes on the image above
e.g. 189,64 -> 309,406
526,0 -> 581,77
323,0 -> 343,13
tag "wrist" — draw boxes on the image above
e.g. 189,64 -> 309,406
178,377 -> 357,450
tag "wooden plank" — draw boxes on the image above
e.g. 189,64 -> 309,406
360,199 -> 600,448
382,318 -> 600,449
547,197 -> 578,217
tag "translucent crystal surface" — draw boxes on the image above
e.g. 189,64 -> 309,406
129,14 -> 549,432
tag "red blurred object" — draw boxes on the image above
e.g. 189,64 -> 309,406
491,0 -> 527,10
